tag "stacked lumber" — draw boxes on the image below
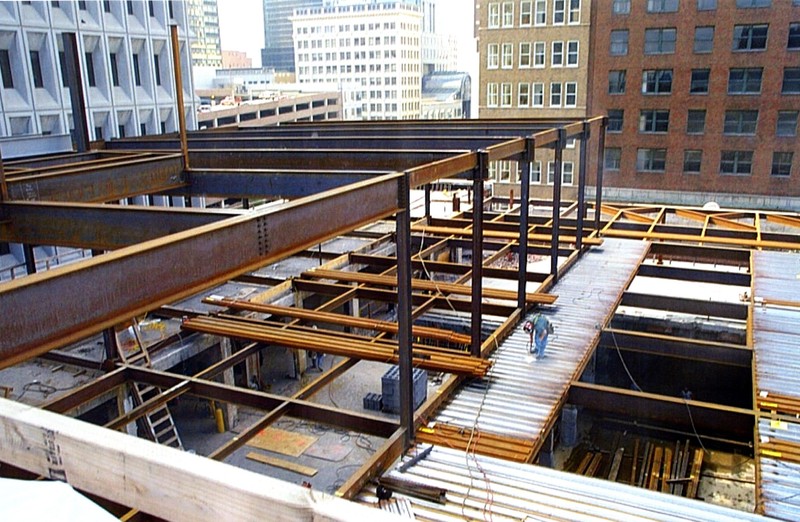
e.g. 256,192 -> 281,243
631,439 -> 704,499
757,390 -> 800,417
416,423 -> 534,462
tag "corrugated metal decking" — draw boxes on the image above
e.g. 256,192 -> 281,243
753,250 -> 800,521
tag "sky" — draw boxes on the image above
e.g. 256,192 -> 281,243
216,0 -> 477,73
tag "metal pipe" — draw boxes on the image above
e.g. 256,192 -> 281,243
170,25 -> 189,169
518,138 -> 533,311
550,129 -> 565,281
470,151 -> 488,357
576,122 -> 589,251
62,33 -> 89,152
594,117 -> 607,231
396,173 -> 414,448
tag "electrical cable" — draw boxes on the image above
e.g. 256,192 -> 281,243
610,330 -> 642,393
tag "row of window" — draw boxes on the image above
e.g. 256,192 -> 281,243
486,82 -> 579,108
490,160 -> 576,185
608,68 -> 800,96
606,108 -> 799,137
487,0 -> 581,29
604,148 -> 794,177
32,0 -> 173,19
609,23 -> 800,56
612,0 -> 796,14
487,41 -> 579,69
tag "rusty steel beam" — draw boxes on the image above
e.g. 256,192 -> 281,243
621,292 -> 748,320
0,175 -> 402,369
0,201 -> 244,250
170,25 -> 189,170
600,329 -> 752,367
5,154 -> 186,203
637,263 -> 751,287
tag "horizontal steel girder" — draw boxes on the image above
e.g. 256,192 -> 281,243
172,169 -> 383,199
0,201 -> 245,250
0,175 -> 402,369
621,292 -> 748,320
568,382 -> 754,441
5,154 -> 185,203
637,263 -> 751,287
600,329 -> 752,367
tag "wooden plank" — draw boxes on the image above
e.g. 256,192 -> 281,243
661,446 -> 673,493
585,453 -> 604,477
686,448 -> 704,499
631,438 -> 640,486
245,452 -> 318,477
649,446 -> 663,491
608,448 -> 624,482
0,398 -> 398,522
575,452 -> 593,475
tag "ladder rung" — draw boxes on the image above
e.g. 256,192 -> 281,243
160,435 -> 179,446
155,425 -> 177,439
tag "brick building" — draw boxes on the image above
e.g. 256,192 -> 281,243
588,0 -> 800,207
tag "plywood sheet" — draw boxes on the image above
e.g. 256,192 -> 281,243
246,427 -> 317,457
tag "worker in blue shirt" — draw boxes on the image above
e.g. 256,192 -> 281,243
524,312 -> 553,360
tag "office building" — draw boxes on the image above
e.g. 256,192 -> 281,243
187,0 -> 222,67
261,0 -> 322,72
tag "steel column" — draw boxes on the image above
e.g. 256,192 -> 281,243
517,139 -> 533,311
62,33 -> 89,153
22,243 -> 36,274
550,130 -> 565,280
471,151 -> 487,356
594,117 -> 607,231
102,327 -> 117,362
0,151 -> 7,202
396,173 -> 414,449
170,25 -> 189,169
576,123 -> 589,251
424,183 -> 431,222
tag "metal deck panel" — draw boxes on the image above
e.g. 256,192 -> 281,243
359,446 -> 769,522
430,239 -> 647,439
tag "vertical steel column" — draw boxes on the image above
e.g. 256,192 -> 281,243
518,139 -> 534,311
102,328 -> 118,362
594,117 -> 607,231
170,25 -> 189,170
471,151 -> 488,356
62,33 -> 90,153
550,129 -> 565,281
23,244 -> 36,275
424,184 -> 431,223
0,152 -> 7,202
396,173 -> 414,449
576,122 -> 590,251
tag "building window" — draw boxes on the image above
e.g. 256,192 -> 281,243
148,0 -> 155,17
94,126 -> 102,140
78,0 -> 87,9
640,109 -> 670,133
140,123 -> 147,136
500,83 -> 512,107
783,68 -> 800,93
720,150 -> 753,175
127,0 -> 134,15
132,53 -> 141,86
520,0 -> 532,25
605,147 -> 622,170
110,53 -> 119,87
103,0 -> 111,12
58,51 -> 68,87
502,1 -> 514,27
789,23 -> 800,50
551,41 -> 564,66
688,70 -> 710,94
534,0 -> 546,25
550,83 -> 562,106
489,3 -> 500,28
684,150 -> 702,173
772,151 -> 793,176
697,0 -> 717,8
29,50 -> 43,88
518,83 -> 530,107
728,68 -> 762,94
153,54 -> 161,85
723,110 -> 759,135
613,0 -> 630,14
532,83 -> 544,107
487,83 -> 499,107
609,70 -> 626,94
694,26 -> 714,53
554,0 -> 565,24
547,161 -> 574,185
568,0 -> 580,23
776,111 -> 799,136
85,52 -> 96,87
501,43 -> 513,68
519,42 -> 532,68
733,24 -> 768,51
567,41 -> 579,66
530,161 -> 542,183
610,30 -> 629,55
637,149 -> 667,172
645,28 -> 677,54
533,42 -> 545,67
1,49 -> 13,89
565,82 -> 577,107
488,44 -> 499,69
737,0 -> 770,7
608,109 -> 624,132
647,0 -> 678,12
642,69 -> 672,94
687,110 -> 706,134
168,0 -> 174,19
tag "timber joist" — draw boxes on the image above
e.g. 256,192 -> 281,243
299,268 -> 558,305
415,422 -> 535,462
181,315 -> 492,378
757,391 -> 800,418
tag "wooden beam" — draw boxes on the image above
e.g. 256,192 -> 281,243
0,398 -> 399,522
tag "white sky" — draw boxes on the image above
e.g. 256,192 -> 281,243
217,0 -> 477,72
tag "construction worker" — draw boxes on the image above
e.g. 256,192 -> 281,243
524,312 -> 553,360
